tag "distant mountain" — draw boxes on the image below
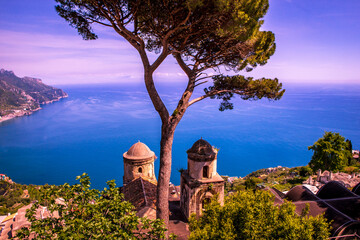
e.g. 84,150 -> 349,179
0,69 -> 67,121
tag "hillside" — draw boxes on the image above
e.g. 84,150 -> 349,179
0,176 -> 55,215
0,69 -> 67,121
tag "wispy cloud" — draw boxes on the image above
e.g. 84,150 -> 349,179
0,29 -> 182,85
1,0 -> 360,85
0,30 -> 131,51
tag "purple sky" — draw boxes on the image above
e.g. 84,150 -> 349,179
0,0 -> 359,85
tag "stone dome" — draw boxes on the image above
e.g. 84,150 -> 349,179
123,142 -> 155,160
187,139 -> 216,162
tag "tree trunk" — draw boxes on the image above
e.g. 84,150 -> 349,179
156,123 -> 175,228
141,55 -> 194,232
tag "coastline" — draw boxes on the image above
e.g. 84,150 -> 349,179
0,94 -> 68,124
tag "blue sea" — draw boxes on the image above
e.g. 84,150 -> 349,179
0,82 -> 359,189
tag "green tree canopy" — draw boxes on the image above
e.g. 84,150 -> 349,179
16,173 -> 167,240
54,0 -> 285,225
308,132 -> 352,172
189,190 -> 330,240
244,177 -> 263,190
299,165 -> 313,177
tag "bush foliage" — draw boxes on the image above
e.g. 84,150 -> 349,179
16,173 -> 167,240
189,190 -> 330,240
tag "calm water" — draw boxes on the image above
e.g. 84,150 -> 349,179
0,82 -> 359,189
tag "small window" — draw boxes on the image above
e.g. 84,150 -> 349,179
138,167 -> 143,173
203,166 -> 209,178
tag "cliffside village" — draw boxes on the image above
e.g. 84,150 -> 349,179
0,140 -> 360,239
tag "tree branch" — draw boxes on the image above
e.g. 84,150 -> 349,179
87,1 -> 143,50
150,43 -> 170,72
174,53 -> 192,76
194,80 -> 208,88
188,89 -> 250,107
88,19 -> 112,27
188,95 -> 208,106
195,75 -> 212,82
168,54 -> 197,125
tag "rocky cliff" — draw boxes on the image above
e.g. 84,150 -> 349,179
0,69 -> 67,121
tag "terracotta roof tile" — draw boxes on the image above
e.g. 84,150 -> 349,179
123,177 -> 157,211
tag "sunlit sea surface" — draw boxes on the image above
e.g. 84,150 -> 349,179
1,82 -> 359,189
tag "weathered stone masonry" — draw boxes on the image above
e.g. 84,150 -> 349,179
180,139 -> 225,219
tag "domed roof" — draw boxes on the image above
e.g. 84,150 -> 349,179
187,139 -> 216,161
317,181 -> 357,199
123,142 -> 155,160
285,185 -> 319,202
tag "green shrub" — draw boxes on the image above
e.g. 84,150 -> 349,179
189,190 -> 330,240
244,177 -> 263,190
342,166 -> 359,174
299,166 -> 313,177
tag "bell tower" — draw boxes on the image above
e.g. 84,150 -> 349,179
180,139 -> 224,219
123,141 -> 157,185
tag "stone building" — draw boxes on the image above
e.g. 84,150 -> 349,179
122,141 -> 189,239
180,139 -> 225,219
123,141 -> 157,185
121,141 -> 158,219
353,150 -> 359,161
304,169 -> 360,189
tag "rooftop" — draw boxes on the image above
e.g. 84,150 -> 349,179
123,142 -> 155,160
268,181 -> 360,238
187,139 -> 216,162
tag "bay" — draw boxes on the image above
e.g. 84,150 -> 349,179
0,82 -> 359,189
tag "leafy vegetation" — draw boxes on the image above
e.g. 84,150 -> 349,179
0,180 -> 49,215
16,173 -> 167,240
299,166 -> 313,177
244,177 -> 263,190
342,166 -> 359,174
189,190 -> 330,240
308,132 -> 356,172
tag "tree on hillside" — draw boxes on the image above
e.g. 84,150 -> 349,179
55,0 -> 285,225
299,166 -> 313,177
189,190 -> 330,240
244,177 -> 263,190
345,139 -> 354,165
308,132 -> 351,172
16,173 -> 167,239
